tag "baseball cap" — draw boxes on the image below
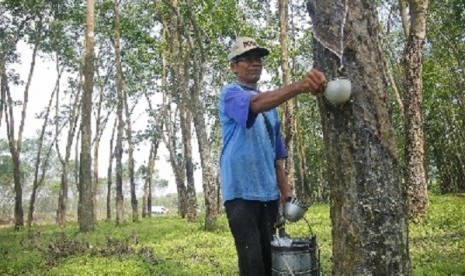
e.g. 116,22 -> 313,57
228,37 -> 270,61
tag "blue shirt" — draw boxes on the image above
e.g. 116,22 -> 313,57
219,82 -> 287,203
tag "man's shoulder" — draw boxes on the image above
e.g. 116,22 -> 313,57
221,82 -> 241,92
220,83 -> 243,99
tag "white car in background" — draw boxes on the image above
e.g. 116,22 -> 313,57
151,206 -> 168,214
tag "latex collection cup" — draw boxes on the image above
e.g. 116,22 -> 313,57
283,197 -> 308,222
324,78 -> 352,105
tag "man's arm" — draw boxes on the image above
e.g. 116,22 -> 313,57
275,158 -> 292,203
250,68 -> 327,114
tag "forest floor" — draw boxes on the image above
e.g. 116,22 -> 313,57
0,194 -> 464,275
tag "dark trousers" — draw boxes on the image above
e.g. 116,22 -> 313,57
224,198 -> 279,276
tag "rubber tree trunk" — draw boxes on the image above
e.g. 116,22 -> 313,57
79,0 -> 96,233
403,0 -> 429,220
307,0 -> 410,274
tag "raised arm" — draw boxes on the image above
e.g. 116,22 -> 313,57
250,68 -> 327,114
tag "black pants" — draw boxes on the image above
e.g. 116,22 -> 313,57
224,199 -> 279,276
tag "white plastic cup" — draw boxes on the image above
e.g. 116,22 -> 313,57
324,78 -> 352,105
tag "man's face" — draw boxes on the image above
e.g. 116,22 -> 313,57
230,51 -> 264,85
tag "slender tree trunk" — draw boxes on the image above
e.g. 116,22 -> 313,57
163,3 -> 190,218
398,0 -> 410,37
79,0 -> 96,233
0,61 -> 4,127
113,0 -> 126,226
180,106 -> 197,221
307,0 -> 410,274
142,143 -> 156,218
123,91 -> 138,222
106,119 -> 117,221
4,26 -> 40,228
57,165 -> 69,225
278,0 -> 296,193
404,0 -> 429,220
92,86 -> 103,221
184,0 -> 219,229
295,118 -> 308,199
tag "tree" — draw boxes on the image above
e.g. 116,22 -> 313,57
79,0 -> 96,232
1,10 -> 42,229
307,0 -> 410,273
113,0 -> 125,226
278,0 -> 296,192
106,119 -> 117,220
402,0 -> 429,220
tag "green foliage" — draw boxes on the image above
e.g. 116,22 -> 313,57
0,195 -> 463,275
423,0 -> 465,193
409,195 -> 465,275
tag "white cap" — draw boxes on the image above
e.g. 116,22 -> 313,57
228,37 -> 270,61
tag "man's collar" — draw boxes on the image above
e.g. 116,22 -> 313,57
236,81 -> 258,91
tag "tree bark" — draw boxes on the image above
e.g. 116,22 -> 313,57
404,0 -> 429,220
183,0 -> 219,229
143,141 -> 158,218
106,119 -> 117,221
79,0 -> 96,233
307,0 -> 410,274
278,0 -> 296,193
114,0 -> 125,226
180,106 -> 197,221
123,90 -> 138,222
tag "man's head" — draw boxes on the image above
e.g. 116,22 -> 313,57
229,37 -> 270,86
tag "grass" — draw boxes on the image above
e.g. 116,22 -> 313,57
0,194 -> 464,275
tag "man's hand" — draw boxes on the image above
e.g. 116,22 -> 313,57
297,68 -> 327,95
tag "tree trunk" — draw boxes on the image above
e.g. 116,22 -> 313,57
183,0 -> 219,229
191,99 -> 219,229
163,1 -> 190,218
295,118 -> 308,199
143,142 -> 157,218
4,27 -> 40,228
57,165 -> 69,226
79,0 -> 96,233
307,0 -> 410,274
278,0 -> 296,192
114,0 -> 125,226
106,119 -> 117,221
92,81 -> 105,221
398,0 -> 410,37
404,0 -> 429,220
123,90 -> 138,222
180,106 -> 197,221
0,62 -> 5,128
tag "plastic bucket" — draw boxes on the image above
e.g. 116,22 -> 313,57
271,236 -> 320,276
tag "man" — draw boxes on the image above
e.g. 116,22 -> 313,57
218,36 -> 327,275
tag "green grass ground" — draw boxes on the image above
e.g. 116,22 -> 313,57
0,194 -> 464,275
